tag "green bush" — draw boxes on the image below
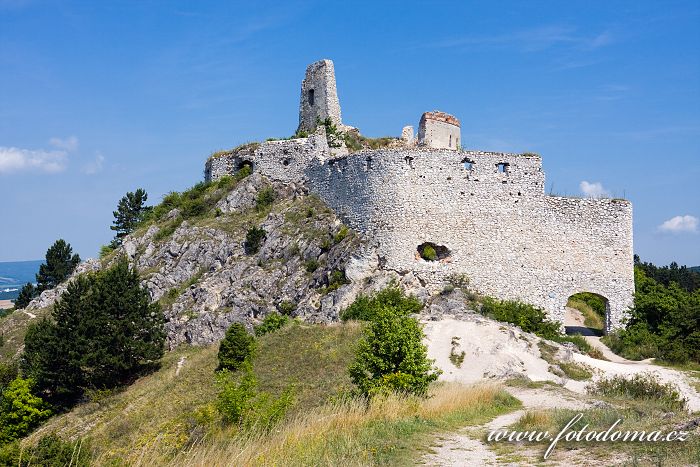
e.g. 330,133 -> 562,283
0,433 -> 91,466
217,323 -> 256,372
334,225 -> 349,244
244,226 -> 267,255
254,313 -> 289,337
0,377 -> 52,444
349,304 -> 440,397
99,244 -> 116,259
606,264 -> 700,364
216,363 -> 293,432
341,285 -> 423,321
277,301 -> 296,316
255,187 -> 276,211
304,259 -> 319,273
420,245 -> 437,261
324,269 -> 349,293
587,373 -> 686,411
479,298 -> 562,340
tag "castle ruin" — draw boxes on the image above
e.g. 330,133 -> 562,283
205,59 -> 635,333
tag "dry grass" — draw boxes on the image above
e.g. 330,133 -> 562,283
149,382 -> 519,466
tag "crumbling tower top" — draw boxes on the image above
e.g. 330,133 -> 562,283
298,59 -> 343,133
417,111 -> 461,150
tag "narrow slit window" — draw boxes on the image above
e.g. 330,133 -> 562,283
449,135 -> 452,147
308,89 -> 315,106
497,163 -> 509,173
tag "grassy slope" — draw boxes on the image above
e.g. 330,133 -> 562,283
26,322 -> 363,465
0,305 -> 52,362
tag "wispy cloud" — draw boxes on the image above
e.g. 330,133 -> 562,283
82,152 -> 104,175
425,25 -> 614,53
580,181 -> 610,198
0,147 -> 67,174
658,215 -> 699,234
49,135 -> 79,151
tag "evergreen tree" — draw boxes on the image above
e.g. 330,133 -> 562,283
14,282 -> 37,309
22,257 -> 165,408
217,323 -> 256,371
111,188 -> 151,245
35,239 -> 80,292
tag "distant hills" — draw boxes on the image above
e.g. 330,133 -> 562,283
691,266 -> 700,273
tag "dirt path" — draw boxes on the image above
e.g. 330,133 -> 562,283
422,386 -> 592,466
421,315 -> 700,465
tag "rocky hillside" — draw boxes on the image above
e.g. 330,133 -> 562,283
9,172 -> 425,352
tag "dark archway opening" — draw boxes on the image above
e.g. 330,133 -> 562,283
417,242 -> 451,262
565,292 -> 608,337
236,159 -> 254,175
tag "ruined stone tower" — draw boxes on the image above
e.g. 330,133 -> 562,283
418,111 -> 461,149
298,59 -> 343,133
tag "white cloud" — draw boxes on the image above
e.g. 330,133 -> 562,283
580,181 -> 610,198
658,215 -> 699,234
82,153 -> 105,175
0,147 -> 67,174
49,136 -> 79,151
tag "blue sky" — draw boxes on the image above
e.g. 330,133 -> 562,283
1,0 -> 698,265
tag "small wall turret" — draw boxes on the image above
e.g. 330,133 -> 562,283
417,111 -> 461,150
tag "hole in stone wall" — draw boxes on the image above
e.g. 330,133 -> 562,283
282,158 -> 291,166
497,162 -> 510,173
237,160 -> 254,173
449,135 -> 452,147
461,157 -> 474,170
404,155 -> 414,169
308,89 -> 315,106
565,292 -> 609,336
365,156 -> 372,171
416,242 -> 451,262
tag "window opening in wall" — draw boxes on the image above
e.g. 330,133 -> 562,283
308,89 -> 315,106
456,137 -> 460,149
416,242 -> 451,262
449,135 -> 452,147
365,156 -> 372,171
404,155 -> 414,169
237,160 -> 253,174
282,158 -> 291,166
461,157 -> 474,170
497,162 -> 509,173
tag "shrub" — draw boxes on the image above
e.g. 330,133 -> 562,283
334,225 -> 349,244
244,226 -> 267,255
217,323 -> 256,372
254,313 -> 289,337
0,377 -> 52,444
349,305 -> 440,397
0,433 -> 90,466
304,259 -> 319,273
255,187 -> 276,211
216,363 -> 293,432
99,244 -> 116,259
277,301 -> 296,316
480,298 -> 561,340
341,285 -> 423,321
420,244 -> 437,261
323,269 -> 349,293
587,373 -> 687,410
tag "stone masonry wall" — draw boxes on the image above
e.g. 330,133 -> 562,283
205,143 -> 634,332
204,129 -> 328,184
306,149 -> 634,331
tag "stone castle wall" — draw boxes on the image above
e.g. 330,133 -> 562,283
305,149 -> 634,331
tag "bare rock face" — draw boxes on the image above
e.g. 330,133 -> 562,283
26,259 -> 101,311
21,173 -> 431,349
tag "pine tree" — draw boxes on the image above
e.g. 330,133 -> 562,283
35,239 -> 80,292
111,188 -> 151,245
22,257 -> 165,408
217,323 -> 256,371
14,282 -> 37,309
